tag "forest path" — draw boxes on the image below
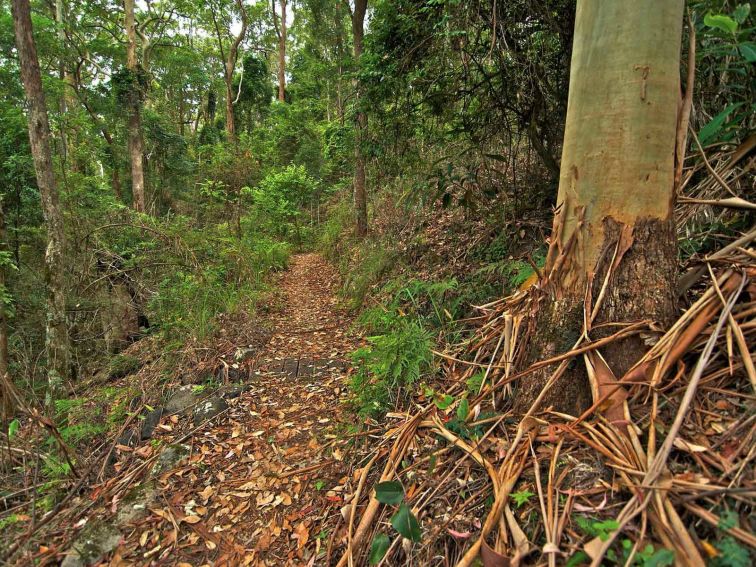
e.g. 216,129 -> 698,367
116,253 -> 358,566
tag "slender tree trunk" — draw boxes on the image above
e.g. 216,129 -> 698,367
352,0 -> 368,237
124,0 -> 146,213
218,0 -> 247,139
55,0 -> 70,169
0,199 -> 12,420
12,0 -> 71,408
178,86 -> 185,136
277,0 -> 286,102
515,0 -> 684,414
225,79 -> 235,137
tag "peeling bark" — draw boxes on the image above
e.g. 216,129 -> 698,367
515,0 -> 684,415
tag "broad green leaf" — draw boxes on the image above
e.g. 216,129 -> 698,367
456,398 -> 469,421
375,481 -> 404,505
390,503 -> 421,542
738,42 -> 756,62
369,533 -> 391,565
704,12 -> 739,34
8,418 -> 20,439
434,394 -> 454,410
698,103 -> 743,145
733,3 -> 751,24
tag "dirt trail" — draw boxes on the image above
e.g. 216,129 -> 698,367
115,253 -> 358,566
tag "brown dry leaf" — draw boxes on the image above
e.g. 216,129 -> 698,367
293,521 -> 310,550
183,515 -> 202,524
673,437 -> 708,453
134,445 -> 153,459
199,485 -> 215,502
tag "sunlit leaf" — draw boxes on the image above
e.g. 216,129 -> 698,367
704,12 -> 738,34
8,418 -> 20,439
434,394 -> 454,410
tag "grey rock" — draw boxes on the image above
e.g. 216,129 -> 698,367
116,481 -> 156,525
215,364 -> 248,383
219,384 -> 249,400
140,407 -> 164,440
116,429 -> 137,448
164,386 -> 196,414
192,396 -> 228,425
61,521 -> 121,567
150,443 -> 190,476
234,347 -> 256,363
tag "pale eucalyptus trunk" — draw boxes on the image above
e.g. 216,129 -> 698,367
12,0 -> 71,408
516,0 -> 684,413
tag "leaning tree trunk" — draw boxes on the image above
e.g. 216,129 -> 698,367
352,0 -> 368,237
515,0 -> 684,414
12,0 -> 71,408
124,0 -> 146,213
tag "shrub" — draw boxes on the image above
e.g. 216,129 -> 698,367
350,316 -> 433,419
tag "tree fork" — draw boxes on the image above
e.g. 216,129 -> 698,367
514,0 -> 684,414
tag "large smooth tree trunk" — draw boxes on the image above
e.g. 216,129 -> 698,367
352,0 -> 368,237
124,0 -> 146,213
516,0 -> 684,414
12,0 -> 71,407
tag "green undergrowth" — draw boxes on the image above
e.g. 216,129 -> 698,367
348,277 -> 464,419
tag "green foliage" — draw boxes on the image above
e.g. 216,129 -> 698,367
375,481 -> 404,505
369,533 -> 391,565
349,316 -> 433,418
710,510 -> 751,567
391,503 -> 422,542
511,489 -> 534,508
107,354 -> 141,380
711,537 -> 751,567
111,66 -> 150,109
571,516 -> 676,566
0,514 -> 23,531
692,1 -> 755,147
474,249 -> 546,291
342,242 -> 397,309
7,418 -> 20,439
249,165 -> 319,244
